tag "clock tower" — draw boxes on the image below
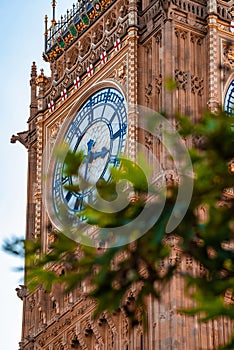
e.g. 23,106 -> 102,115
13,0 -> 234,349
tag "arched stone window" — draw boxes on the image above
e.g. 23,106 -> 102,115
224,80 -> 234,114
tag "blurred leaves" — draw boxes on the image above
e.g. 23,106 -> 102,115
3,107 -> 234,348
165,76 -> 178,91
63,149 -> 84,177
3,236 -> 25,257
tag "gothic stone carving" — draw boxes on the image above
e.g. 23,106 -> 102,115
155,74 -> 162,94
10,130 -> 29,148
16,285 -> 28,300
175,27 -> 188,40
175,69 -> 188,90
223,43 -> 234,69
191,75 -> 204,95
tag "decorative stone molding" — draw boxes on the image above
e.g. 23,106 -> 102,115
190,32 -> 203,45
49,119 -> 64,141
107,61 -> 127,86
155,74 -> 162,94
47,232 -> 57,250
121,311 -> 129,348
172,11 -> 206,32
185,255 -> 193,271
175,27 -> 188,39
175,69 -> 188,90
223,43 -> 234,69
28,295 -> 36,312
145,131 -> 153,151
172,0 -> 207,19
191,74 -> 204,95
42,2 -> 129,99
90,321 -> 104,347
43,34 -> 128,114
145,83 -> 152,103
207,12 -> 219,111
164,169 -> 179,185
217,1 -> 232,21
32,183 -> 41,204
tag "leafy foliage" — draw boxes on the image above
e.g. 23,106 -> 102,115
3,109 -> 234,349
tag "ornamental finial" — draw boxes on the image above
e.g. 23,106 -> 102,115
31,61 -> 37,79
51,0 -> 56,26
44,15 -> 48,35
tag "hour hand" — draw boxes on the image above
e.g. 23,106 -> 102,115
87,139 -> 95,152
84,139 -> 95,179
90,147 -> 109,162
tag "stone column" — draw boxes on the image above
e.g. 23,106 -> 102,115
127,0 -> 138,161
207,1 -> 219,111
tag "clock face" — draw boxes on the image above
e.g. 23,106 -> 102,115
224,80 -> 234,115
50,87 -> 127,228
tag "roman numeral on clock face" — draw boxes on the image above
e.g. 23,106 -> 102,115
62,176 -> 69,185
109,156 -> 119,166
72,136 -> 82,152
111,123 -> 127,139
74,197 -> 83,211
65,191 -> 73,202
88,109 -> 93,123
65,192 -> 84,212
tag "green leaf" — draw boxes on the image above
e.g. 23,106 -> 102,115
165,76 -> 178,91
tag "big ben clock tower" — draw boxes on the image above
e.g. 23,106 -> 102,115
13,0 -> 234,349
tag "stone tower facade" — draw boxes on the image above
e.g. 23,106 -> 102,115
14,0 -> 234,349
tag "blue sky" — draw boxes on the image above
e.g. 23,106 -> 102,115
0,1 -> 72,348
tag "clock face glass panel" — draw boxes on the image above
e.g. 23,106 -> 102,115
224,80 -> 234,115
52,87 -> 127,224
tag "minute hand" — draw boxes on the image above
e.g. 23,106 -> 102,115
90,147 -> 109,162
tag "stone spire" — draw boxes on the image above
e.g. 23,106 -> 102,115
30,62 -> 38,116
36,69 -> 49,111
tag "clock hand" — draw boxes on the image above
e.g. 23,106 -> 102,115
111,123 -> 127,139
87,139 -> 95,152
84,139 -> 95,180
89,147 -> 109,162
